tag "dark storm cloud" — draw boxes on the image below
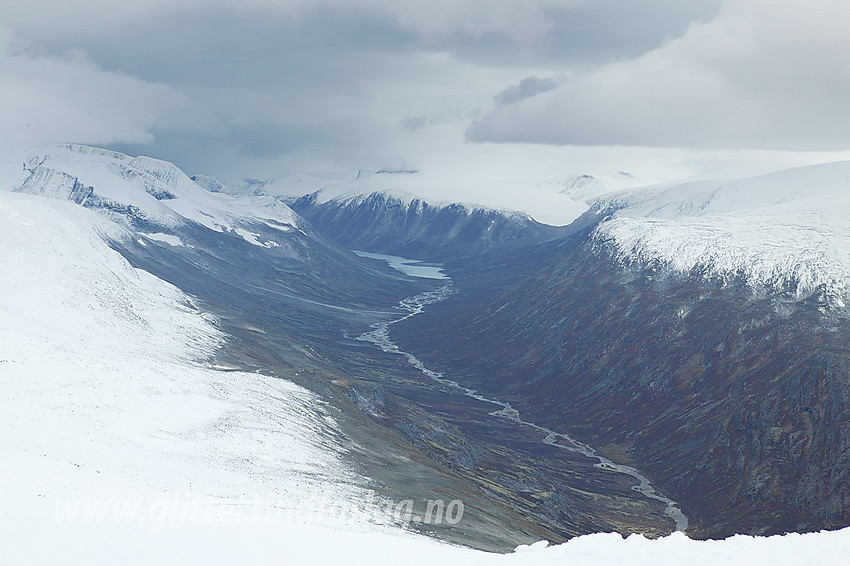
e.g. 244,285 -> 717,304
1,0 -> 724,166
107,130 -> 236,179
3,1 -> 724,81
8,0 -> 847,181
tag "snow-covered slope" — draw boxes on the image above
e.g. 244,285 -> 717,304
0,189 -> 412,560
1,144 -> 445,328
5,144 -> 301,248
537,171 -> 642,203
592,161 -> 850,307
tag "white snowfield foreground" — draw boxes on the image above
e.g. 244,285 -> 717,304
1,150 -> 850,564
593,161 -> 850,307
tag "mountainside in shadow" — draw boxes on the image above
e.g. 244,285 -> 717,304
392,164 -> 850,539
290,189 -> 568,261
9,144 -> 426,310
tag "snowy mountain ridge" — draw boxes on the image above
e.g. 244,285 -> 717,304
592,161 -> 850,308
537,171 -> 640,203
307,186 -> 538,223
251,168 -> 542,222
5,144 -> 301,248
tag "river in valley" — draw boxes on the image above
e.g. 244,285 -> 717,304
354,261 -> 689,532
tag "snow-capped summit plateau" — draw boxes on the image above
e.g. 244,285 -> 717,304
592,161 -> 850,307
6,144 -> 301,246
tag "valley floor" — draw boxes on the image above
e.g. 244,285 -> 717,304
3,176 -> 850,564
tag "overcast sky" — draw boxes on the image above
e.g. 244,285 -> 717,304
3,0 -> 850,192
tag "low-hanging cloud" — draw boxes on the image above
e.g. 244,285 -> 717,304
8,0 -> 843,186
0,0 -> 724,181
0,27 -> 212,148
468,0 -> 850,151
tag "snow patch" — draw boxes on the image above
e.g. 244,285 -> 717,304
234,227 -> 280,248
141,232 -> 186,247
